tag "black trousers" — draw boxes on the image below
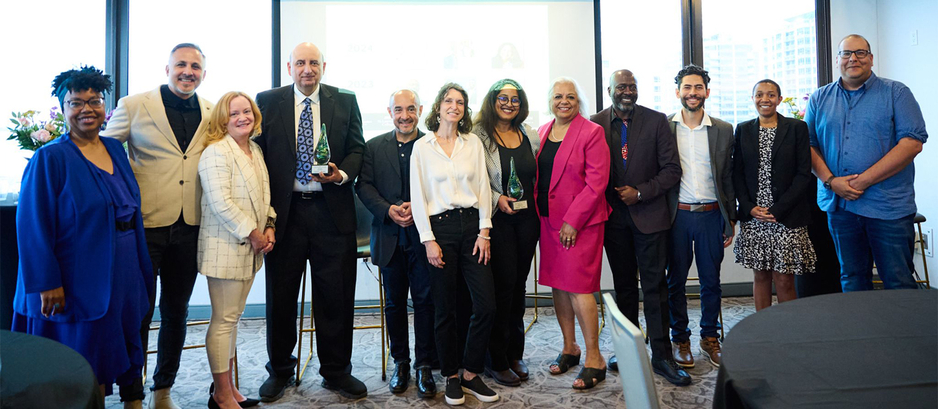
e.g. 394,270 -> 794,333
429,208 -> 496,377
382,237 -> 436,367
604,206 -> 672,360
264,194 -> 357,380
487,209 -> 539,370
120,216 -> 199,401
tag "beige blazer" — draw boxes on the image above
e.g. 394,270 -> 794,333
101,87 -> 213,227
197,136 -> 275,280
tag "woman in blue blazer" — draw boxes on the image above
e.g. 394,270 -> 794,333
732,79 -> 816,311
13,66 -> 153,405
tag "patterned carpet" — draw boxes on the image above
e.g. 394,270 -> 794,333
104,297 -> 759,408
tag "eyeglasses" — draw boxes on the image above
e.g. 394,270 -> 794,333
496,95 -> 521,106
838,49 -> 871,59
65,97 -> 105,109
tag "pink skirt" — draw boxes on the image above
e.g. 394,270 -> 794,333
538,216 -> 604,294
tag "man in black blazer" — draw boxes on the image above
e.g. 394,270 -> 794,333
254,42 -> 366,401
355,90 -> 436,397
590,69 -> 689,386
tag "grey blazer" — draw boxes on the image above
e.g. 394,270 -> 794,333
473,123 -> 540,216
666,113 -> 737,237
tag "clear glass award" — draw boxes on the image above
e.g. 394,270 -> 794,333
507,156 -> 527,210
311,123 -> 331,174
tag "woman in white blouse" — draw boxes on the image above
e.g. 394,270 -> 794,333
410,83 -> 498,406
198,91 -> 275,409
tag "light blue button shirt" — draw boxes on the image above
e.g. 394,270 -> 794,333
806,72 -> 927,219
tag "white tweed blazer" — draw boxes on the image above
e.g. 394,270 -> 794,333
197,136 -> 275,280
474,123 -> 540,216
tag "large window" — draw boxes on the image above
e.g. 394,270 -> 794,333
280,0 -> 597,140
128,0 -> 271,105
0,0 -> 106,202
702,0 -> 817,124
599,0 -> 684,115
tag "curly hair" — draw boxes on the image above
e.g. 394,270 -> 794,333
425,83 -> 472,134
203,92 -> 263,147
674,64 -> 710,88
474,79 -> 529,152
51,65 -> 112,110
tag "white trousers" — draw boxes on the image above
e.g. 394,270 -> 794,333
205,275 -> 255,373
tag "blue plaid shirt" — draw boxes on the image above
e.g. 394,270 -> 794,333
806,72 -> 928,219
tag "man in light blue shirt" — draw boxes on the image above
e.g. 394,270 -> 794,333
806,34 -> 927,291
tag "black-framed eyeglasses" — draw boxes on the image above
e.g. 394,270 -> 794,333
65,98 -> 105,109
838,49 -> 871,59
496,95 -> 521,106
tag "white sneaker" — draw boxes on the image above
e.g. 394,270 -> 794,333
147,388 -> 180,409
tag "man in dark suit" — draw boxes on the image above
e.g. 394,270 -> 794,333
254,42 -> 366,401
355,90 -> 436,398
666,64 -> 736,370
590,69 -> 689,386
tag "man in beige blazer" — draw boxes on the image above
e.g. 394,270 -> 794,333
101,43 -> 212,409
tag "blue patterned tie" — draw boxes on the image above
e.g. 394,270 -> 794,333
295,98 -> 315,184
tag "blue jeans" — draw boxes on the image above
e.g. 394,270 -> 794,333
667,209 -> 724,342
827,209 -> 917,291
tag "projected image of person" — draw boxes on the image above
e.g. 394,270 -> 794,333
491,43 -> 524,69
13,66 -> 152,406
536,77 -> 610,390
410,83 -> 499,405
471,79 -> 538,387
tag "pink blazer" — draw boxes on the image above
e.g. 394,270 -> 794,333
535,114 -> 611,231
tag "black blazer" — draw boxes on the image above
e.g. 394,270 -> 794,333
355,130 -> 424,267
254,84 -> 365,238
732,113 -> 812,228
590,105 -> 682,234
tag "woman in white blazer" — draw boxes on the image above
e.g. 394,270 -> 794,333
198,91 -> 275,409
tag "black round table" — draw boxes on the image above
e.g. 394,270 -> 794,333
714,289 -> 937,409
0,330 -> 103,409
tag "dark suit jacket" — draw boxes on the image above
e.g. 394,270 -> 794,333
667,113 -> 737,238
732,113 -> 813,228
355,130 -> 424,267
590,105 -> 682,234
254,84 -> 365,238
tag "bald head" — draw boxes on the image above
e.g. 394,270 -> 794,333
839,34 -> 871,51
288,42 -> 326,95
388,89 -> 422,139
608,69 -> 638,116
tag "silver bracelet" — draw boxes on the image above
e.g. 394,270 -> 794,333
477,234 -> 491,240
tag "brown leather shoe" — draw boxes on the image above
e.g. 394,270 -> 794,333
672,341 -> 695,368
700,337 -> 722,367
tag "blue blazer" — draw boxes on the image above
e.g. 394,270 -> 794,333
13,133 -> 153,322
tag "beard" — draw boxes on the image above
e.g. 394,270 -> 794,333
681,96 -> 705,112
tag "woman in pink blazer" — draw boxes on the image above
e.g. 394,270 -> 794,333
535,77 -> 611,389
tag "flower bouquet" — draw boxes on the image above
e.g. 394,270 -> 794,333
782,94 -> 810,120
8,107 -> 66,151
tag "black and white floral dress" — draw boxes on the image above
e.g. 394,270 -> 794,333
733,126 -> 816,274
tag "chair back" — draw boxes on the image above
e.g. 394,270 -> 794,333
602,293 -> 660,409
353,193 -> 373,255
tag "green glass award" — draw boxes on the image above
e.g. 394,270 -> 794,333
311,123 -> 331,174
507,156 -> 527,210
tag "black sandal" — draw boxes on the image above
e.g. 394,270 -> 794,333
549,353 -> 581,374
573,367 -> 607,390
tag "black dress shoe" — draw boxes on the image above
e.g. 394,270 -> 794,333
608,355 -> 618,372
484,367 -> 521,387
509,359 -> 529,381
322,374 -> 368,399
415,366 -> 437,398
652,358 -> 692,386
211,381 -> 260,407
259,374 -> 295,402
389,362 -> 411,394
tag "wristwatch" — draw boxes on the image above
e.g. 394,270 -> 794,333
636,190 -> 643,201
823,175 -> 835,190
